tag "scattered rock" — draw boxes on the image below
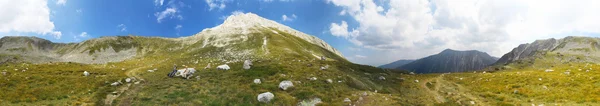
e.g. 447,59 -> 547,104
309,77 -> 317,81
343,98 -> 351,102
362,92 -> 368,96
279,80 -> 294,90
483,71 -> 487,74
409,72 -> 415,75
544,69 -> 554,72
514,90 -> 519,94
326,79 -> 333,83
320,56 -> 326,61
125,78 -> 132,83
470,101 -> 475,104
414,80 -> 419,83
121,68 -> 125,71
320,65 -> 329,70
543,86 -> 548,90
217,64 -> 230,70
564,71 -> 570,75
134,82 -> 140,84
254,79 -> 261,84
538,78 -> 542,81
1,71 -> 6,76
111,82 -> 120,86
378,76 -> 386,80
83,71 -> 90,76
243,60 -> 253,70
257,92 -> 275,103
147,70 -> 155,72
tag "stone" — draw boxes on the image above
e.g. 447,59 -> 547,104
470,101 -> 475,104
111,82 -> 120,86
125,78 -> 132,83
279,80 -> 294,90
257,92 -> 275,103
326,79 -> 333,83
309,77 -> 317,81
217,64 -> 230,70
243,60 -> 253,70
564,71 -> 570,75
83,71 -> 90,76
409,72 -> 415,75
147,70 -> 154,72
544,69 -> 554,72
205,63 -> 211,69
343,98 -> 351,102
378,76 -> 386,80
254,79 -> 261,84
414,80 -> 419,83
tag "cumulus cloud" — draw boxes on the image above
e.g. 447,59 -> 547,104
205,0 -> 228,11
56,0 -> 66,6
328,0 -> 600,66
79,32 -> 88,37
0,0 -> 62,39
154,7 -> 182,23
154,0 -> 164,6
282,14 -> 297,21
117,24 -> 127,32
175,25 -> 182,30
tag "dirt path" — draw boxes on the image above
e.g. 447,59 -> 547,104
104,65 -> 152,105
420,74 -> 447,103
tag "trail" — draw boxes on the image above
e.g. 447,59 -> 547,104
104,62 -> 159,105
420,74 -> 488,105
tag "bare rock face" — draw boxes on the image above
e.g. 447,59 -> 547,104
495,36 -> 600,65
495,38 -> 559,65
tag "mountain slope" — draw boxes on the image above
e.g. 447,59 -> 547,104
379,59 -> 414,69
494,36 -> 600,67
0,13 -> 409,106
399,49 -> 498,73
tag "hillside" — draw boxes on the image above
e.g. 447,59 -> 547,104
399,49 -> 498,73
378,59 -> 414,69
0,13 -> 411,105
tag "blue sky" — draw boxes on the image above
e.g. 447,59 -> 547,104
2,0 -> 600,66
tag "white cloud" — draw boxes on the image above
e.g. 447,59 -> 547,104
175,25 -> 182,30
0,0 -> 62,39
154,7 -> 180,23
154,0 -> 164,6
205,0 -> 228,11
76,9 -> 82,13
56,0 -> 66,6
117,24 -> 127,32
328,0 -> 600,66
282,14 -> 297,22
79,32 -> 88,37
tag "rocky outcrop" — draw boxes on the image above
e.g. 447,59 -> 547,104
494,36 -> 600,65
399,49 -> 498,73
494,38 -> 559,65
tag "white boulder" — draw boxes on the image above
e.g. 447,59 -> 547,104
83,71 -> 90,76
243,60 -> 253,70
279,80 -> 294,90
378,76 -> 386,80
343,98 -> 351,102
309,77 -> 317,81
147,70 -> 154,72
205,63 -> 211,69
298,98 -> 322,106
217,64 -> 230,70
111,82 -> 120,86
257,92 -> 274,103
544,69 -> 554,72
326,79 -> 333,83
254,79 -> 261,84
414,80 -> 419,83
125,78 -> 132,83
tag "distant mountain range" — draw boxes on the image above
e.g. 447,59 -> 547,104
494,36 -> 600,66
393,49 -> 498,73
378,59 -> 414,69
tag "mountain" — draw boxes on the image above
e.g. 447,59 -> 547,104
378,59 -> 414,69
399,49 -> 498,73
0,13 -> 406,105
494,36 -> 600,66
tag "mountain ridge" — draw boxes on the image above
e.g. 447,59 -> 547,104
399,49 -> 498,73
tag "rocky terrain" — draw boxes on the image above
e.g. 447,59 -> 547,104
495,36 -> 600,66
398,49 -> 498,73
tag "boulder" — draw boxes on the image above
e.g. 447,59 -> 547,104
254,79 -> 261,84
326,79 -> 333,83
243,60 -> 253,70
83,71 -> 90,76
257,92 -> 274,103
320,56 -> 326,61
205,63 -> 211,69
378,76 -> 386,80
111,82 -> 120,86
279,80 -> 294,90
309,77 -> 317,81
125,78 -> 132,83
544,69 -> 554,72
217,64 -> 230,70
343,98 -> 351,102
147,70 -> 154,72
414,80 -> 419,83
1,71 -> 6,76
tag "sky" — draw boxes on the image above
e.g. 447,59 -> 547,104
1,0 -> 600,66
